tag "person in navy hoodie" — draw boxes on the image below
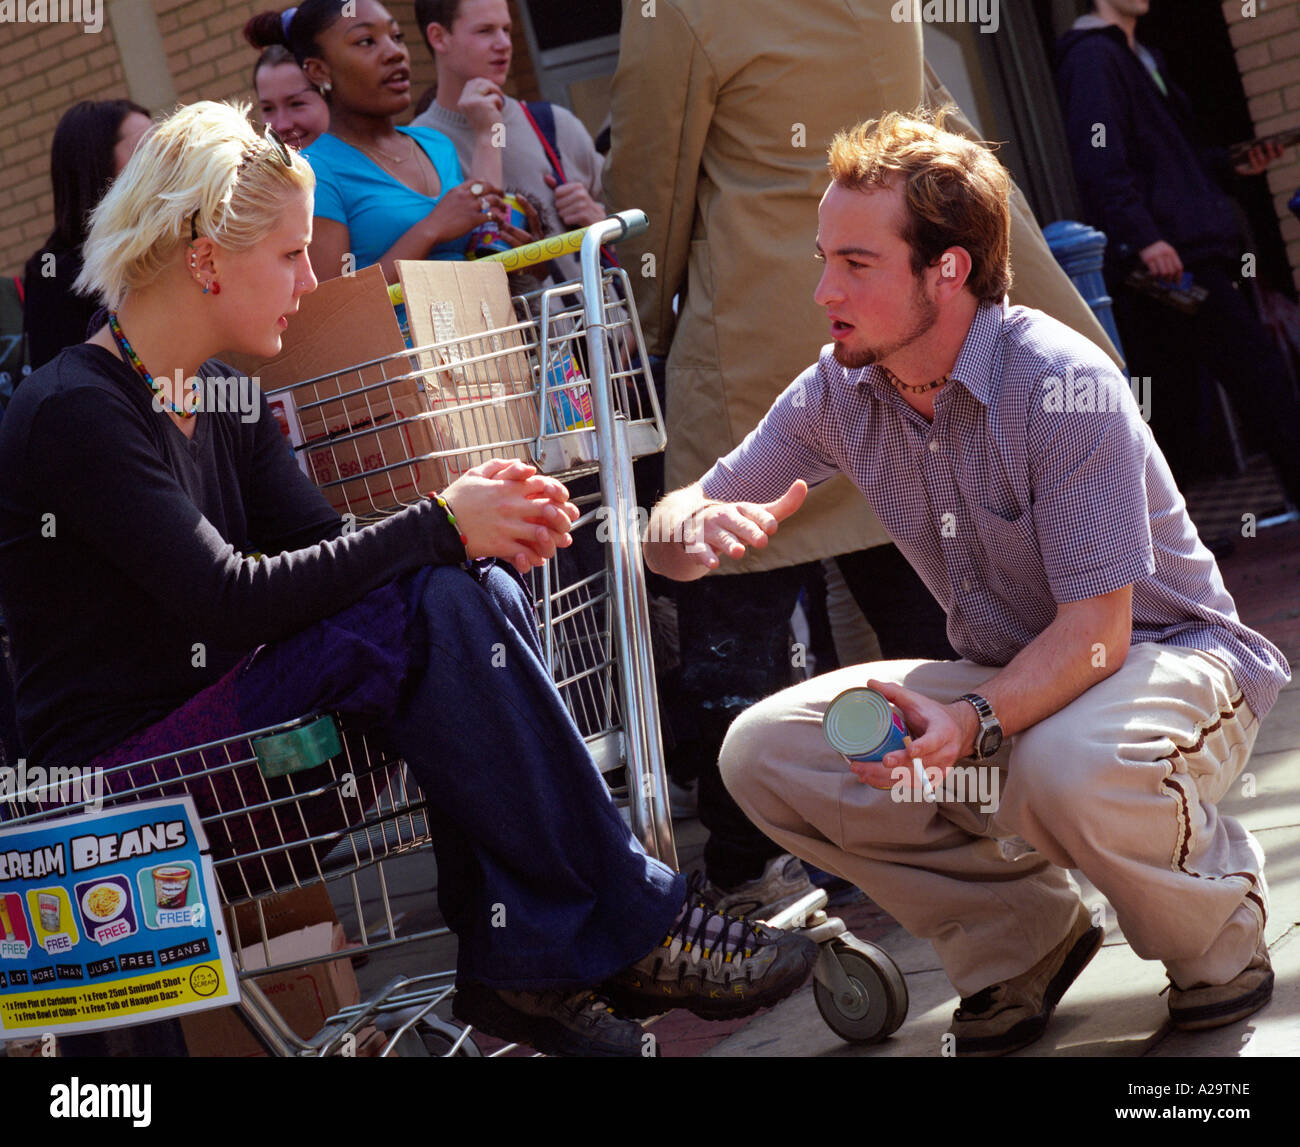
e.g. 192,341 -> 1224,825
1055,0 -> 1300,508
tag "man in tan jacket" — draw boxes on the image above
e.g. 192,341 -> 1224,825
605,0 -> 1120,913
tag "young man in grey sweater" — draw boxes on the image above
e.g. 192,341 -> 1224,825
411,0 -> 606,284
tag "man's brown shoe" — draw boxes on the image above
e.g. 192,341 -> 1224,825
1168,938 -> 1273,1031
948,902 -> 1103,1057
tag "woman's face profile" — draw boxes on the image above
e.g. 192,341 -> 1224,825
113,112 -> 154,176
209,187 -> 318,360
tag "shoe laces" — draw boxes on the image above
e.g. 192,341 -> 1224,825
567,990 -> 620,1020
662,872 -> 767,965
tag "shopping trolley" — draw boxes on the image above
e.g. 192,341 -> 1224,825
1,215 -> 905,1055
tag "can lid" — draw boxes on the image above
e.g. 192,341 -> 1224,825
823,687 -> 893,755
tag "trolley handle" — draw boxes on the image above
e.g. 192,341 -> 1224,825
601,210 -> 649,244
395,212 -> 652,287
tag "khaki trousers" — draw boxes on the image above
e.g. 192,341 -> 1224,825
719,644 -> 1266,997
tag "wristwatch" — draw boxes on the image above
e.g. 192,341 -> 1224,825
958,693 -> 1003,760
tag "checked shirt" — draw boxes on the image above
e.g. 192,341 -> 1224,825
700,299 -> 1289,719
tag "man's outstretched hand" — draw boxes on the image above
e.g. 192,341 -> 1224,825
683,480 -> 808,570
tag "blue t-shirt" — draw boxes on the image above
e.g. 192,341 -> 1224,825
304,126 -> 471,268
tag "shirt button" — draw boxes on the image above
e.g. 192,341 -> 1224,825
928,440 -> 940,453
961,578 -> 971,592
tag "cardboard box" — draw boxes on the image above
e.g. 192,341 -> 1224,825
182,886 -> 383,1057
398,260 -> 539,477
230,883 -> 334,947
228,265 -> 448,515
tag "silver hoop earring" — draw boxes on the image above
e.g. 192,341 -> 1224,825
321,81 -> 332,93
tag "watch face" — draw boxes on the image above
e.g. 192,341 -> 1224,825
978,727 -> 1003,758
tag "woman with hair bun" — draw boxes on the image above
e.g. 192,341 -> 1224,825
246,41 -> 330,151
247,0 -> 520,283
23,99 -> 152,371
0,99 -> 816,1057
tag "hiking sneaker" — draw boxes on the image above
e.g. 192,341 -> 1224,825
602,873 -> 819,1021
699,854 -> 818,920
1167,937 -> 1273,1031
451,984 -> 653,1057
948,902 -> 1103,1057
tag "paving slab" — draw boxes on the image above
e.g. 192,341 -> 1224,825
709,822 -> 1300,1057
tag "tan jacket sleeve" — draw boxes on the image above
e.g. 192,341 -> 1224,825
604,3 -> 719,357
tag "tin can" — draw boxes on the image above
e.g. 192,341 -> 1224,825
468,192 -> 530,258
823,686 -> 908,762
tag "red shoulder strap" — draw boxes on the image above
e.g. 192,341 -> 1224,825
520,101 -> 568,185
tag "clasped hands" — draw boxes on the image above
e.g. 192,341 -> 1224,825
442,458 -> 579,575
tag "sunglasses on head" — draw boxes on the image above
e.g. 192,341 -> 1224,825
238,123 -> 293,173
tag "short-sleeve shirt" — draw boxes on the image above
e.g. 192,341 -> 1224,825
701,299 -> 1290,719
304,126 -> 471,268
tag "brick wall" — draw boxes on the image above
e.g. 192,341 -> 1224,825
1223,0 -> 1300,292
0,0 -> 539,280
0,18 -> 128,280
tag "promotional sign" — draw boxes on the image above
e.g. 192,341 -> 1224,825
0,796 -> 239,1037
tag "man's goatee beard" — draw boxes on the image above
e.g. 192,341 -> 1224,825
832,343 -> 881,369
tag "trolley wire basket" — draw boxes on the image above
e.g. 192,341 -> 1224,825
273,265 -> 664,525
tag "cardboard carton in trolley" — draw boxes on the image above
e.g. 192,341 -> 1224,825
226,264 -> 448,515
398,259 -> 540,479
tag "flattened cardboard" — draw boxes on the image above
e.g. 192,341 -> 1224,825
229,264 -> 449,513
397,260 -> 539,476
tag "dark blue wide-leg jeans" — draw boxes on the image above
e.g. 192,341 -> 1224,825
385,562 -> 683,990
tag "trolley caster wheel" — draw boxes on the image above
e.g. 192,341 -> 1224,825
393,1016 -> 483,1057
813,936 -> 908,1044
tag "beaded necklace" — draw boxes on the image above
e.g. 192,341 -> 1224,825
881,365 -> 949,395
108,310 -> 198,417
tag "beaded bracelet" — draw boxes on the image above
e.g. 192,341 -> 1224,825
430,492 -> 471,563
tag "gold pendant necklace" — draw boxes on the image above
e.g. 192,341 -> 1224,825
352,132 -> 415,165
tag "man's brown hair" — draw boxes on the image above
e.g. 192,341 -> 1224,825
828,108 -> 1012,303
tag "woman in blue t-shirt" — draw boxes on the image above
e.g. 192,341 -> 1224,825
247,0 -> 520,283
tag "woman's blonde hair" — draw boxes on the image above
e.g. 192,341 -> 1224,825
76,100 -> 315,308
828,107 -> 1012,303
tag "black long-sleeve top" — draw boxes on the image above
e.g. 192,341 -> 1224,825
0,343 -> 465,767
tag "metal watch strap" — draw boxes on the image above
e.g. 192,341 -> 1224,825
959,692 -> 999,760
